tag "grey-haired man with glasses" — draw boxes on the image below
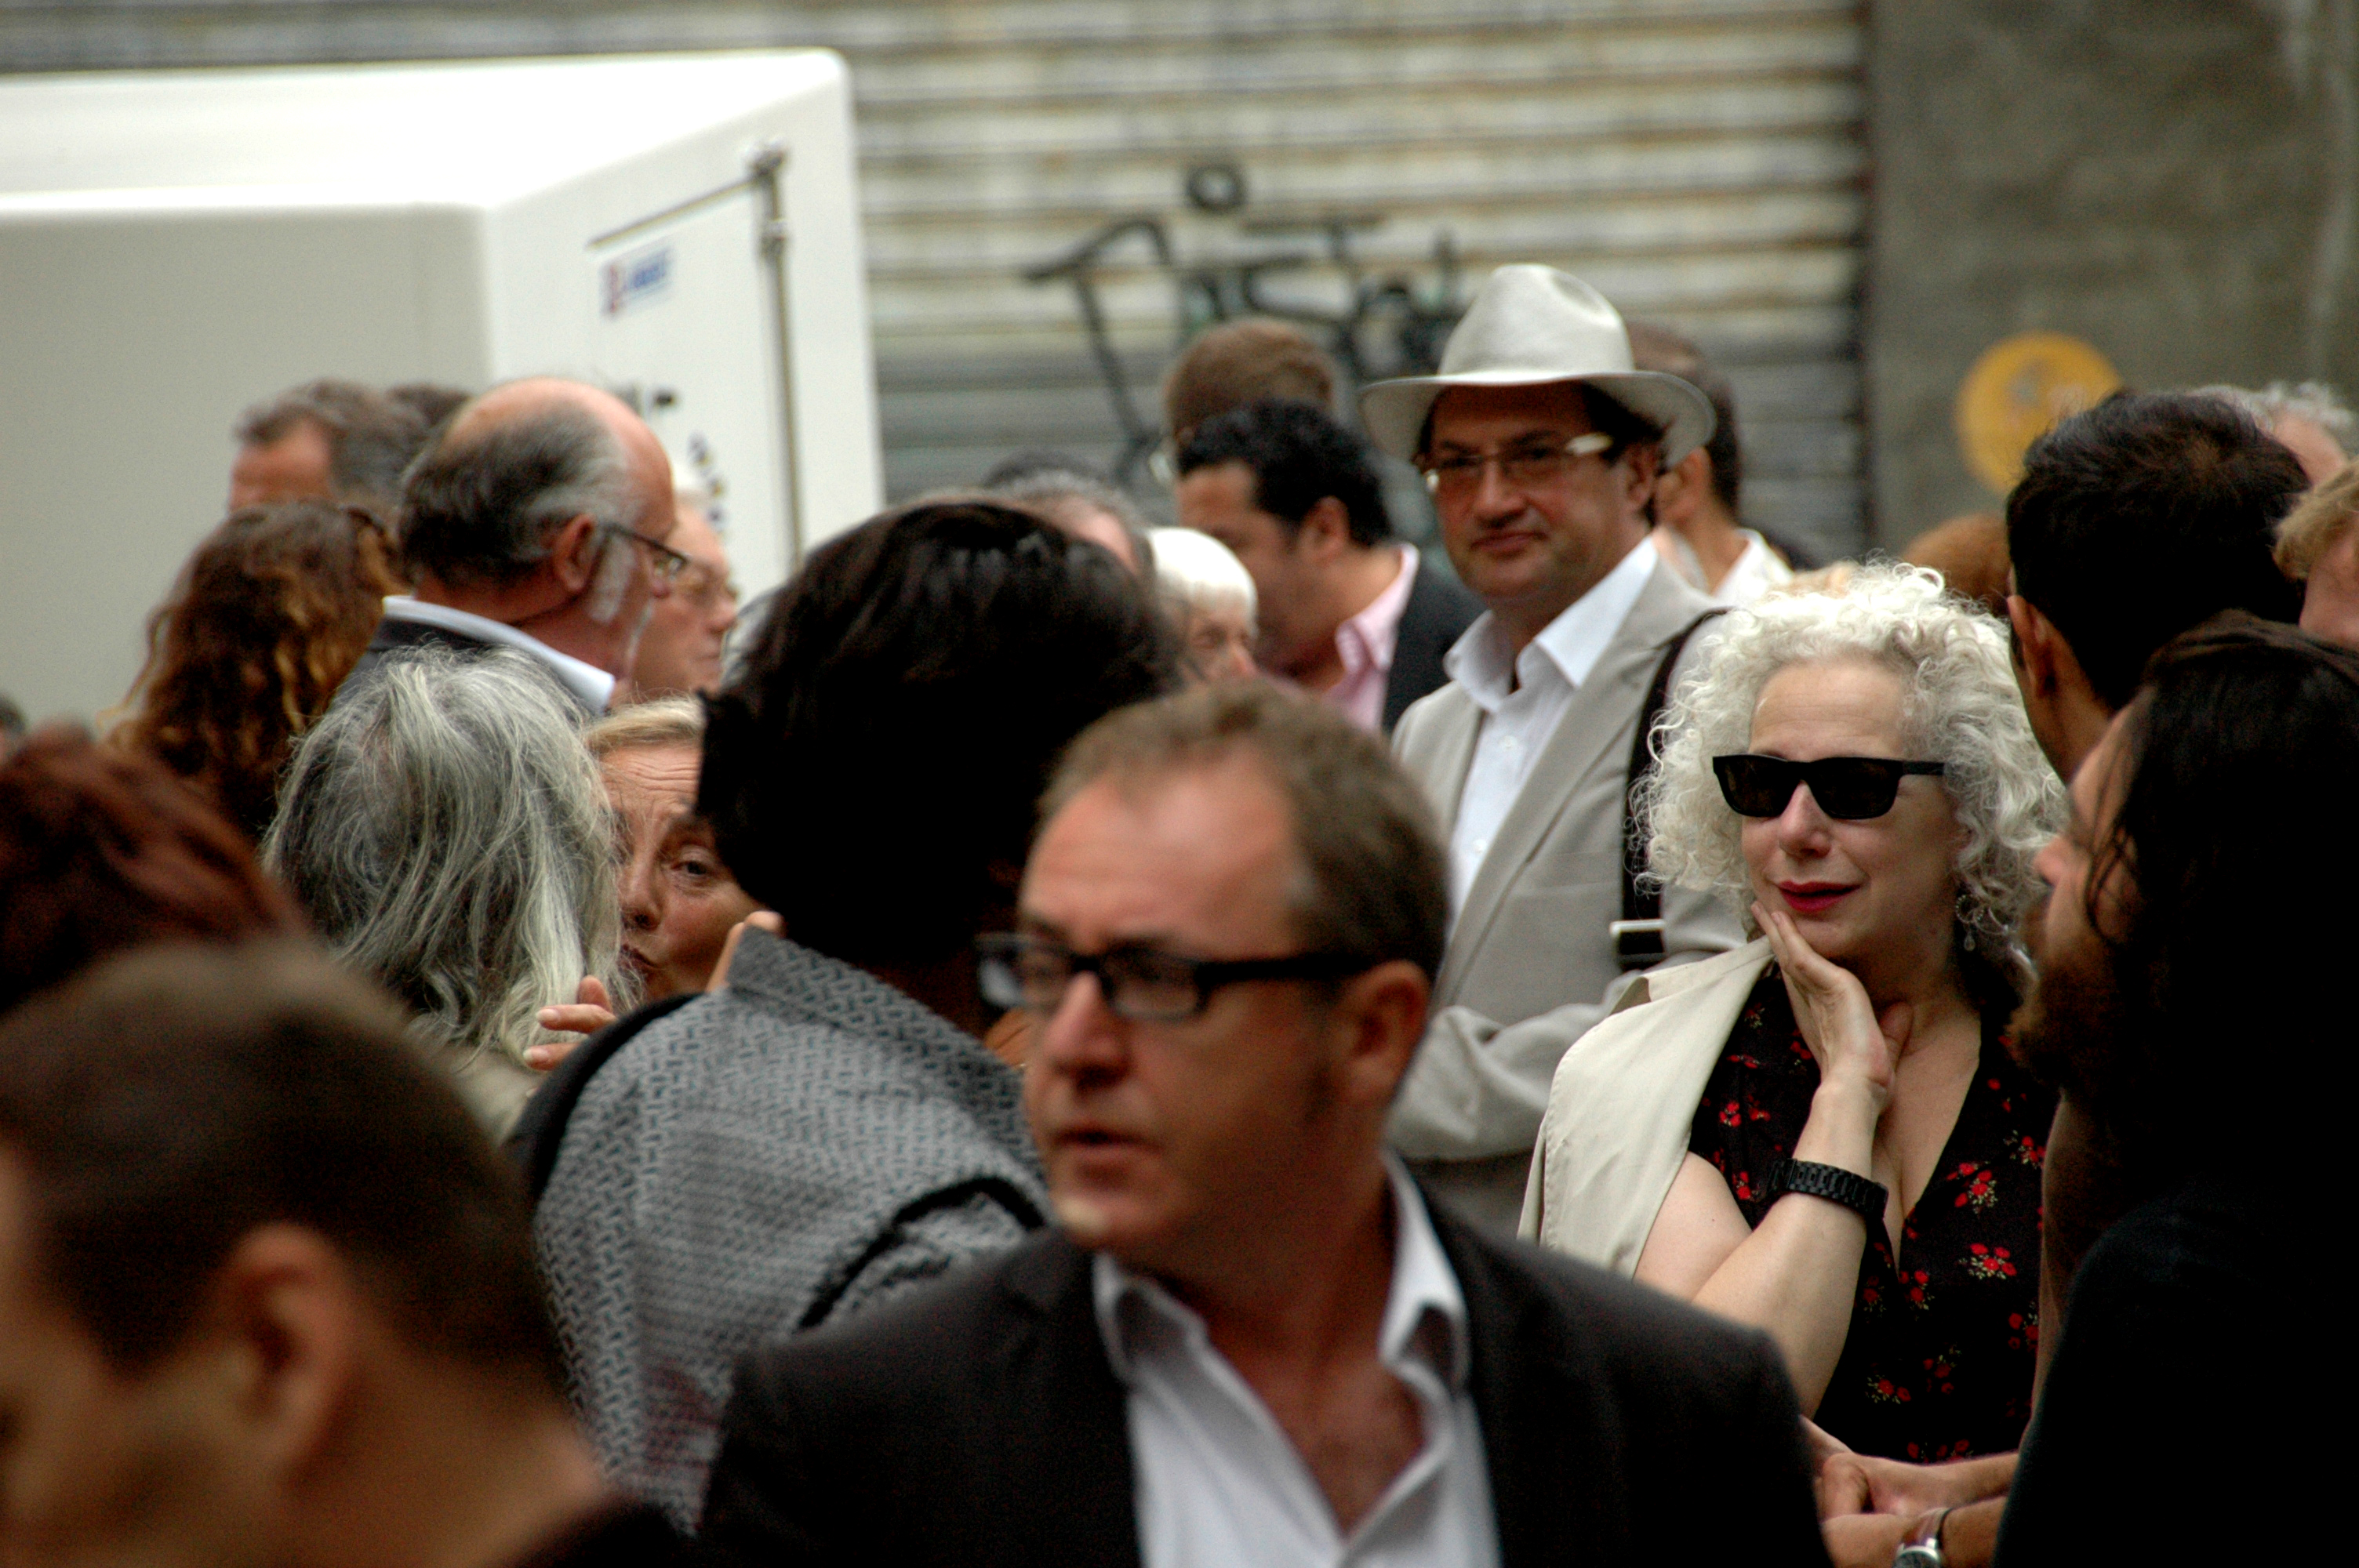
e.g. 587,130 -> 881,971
1356,265 -> 1747,1232
699,681 -> 1826,1568
336,376 -> 682,717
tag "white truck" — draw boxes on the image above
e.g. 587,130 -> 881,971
0,50 -> 881,724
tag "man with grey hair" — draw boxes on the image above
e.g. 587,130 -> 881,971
228,376 -> 431,513
336,377 -> 683,717
2189,379 -> 2354,484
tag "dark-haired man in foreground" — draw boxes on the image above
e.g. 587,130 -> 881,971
1993,618 -> 2342,1563
700,684 -> 1826,1567
0,943 -> 673,1568
1816,393 -> 2312,1565
2005,389 -> 2304,781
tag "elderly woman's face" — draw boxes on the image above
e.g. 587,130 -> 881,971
602,742 -> 761,1001
1180,603 -> 1259,684
1739,656 -> 1965,973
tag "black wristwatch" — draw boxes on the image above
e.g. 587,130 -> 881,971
1892,1507 -> 1950,1567
1766,1158 -> 1888,1225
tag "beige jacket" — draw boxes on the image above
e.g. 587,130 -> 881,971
1519,938 -> 1774,1274
1387,561 -> 1746,1230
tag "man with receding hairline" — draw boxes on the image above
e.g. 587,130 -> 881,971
337,376 -> 682,717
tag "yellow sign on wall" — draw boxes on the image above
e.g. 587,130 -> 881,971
1955,332 -> 2122,494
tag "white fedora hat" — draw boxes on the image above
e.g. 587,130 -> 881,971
1360,265 -> 1715,466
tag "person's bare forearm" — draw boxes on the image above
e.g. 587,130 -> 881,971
1692,1080 -> 1878,1408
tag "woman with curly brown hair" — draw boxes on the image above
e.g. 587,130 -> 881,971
110,500 -> 404,840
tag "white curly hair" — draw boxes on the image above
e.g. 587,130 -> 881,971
1638,562 -> 2064,987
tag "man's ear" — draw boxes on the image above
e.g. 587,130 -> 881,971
2008,593 -> 2059,693
1654,448 -> 1709,529
1619,444 -> 1663,517
546,515 -> 605,595
1331,960 -> 1431,1109
199,1225 -> 363,1481
1294,497 -> 1354,562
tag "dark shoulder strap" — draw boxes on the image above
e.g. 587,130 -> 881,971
1616,608 -> 1729,971
506,991 -> 701,1205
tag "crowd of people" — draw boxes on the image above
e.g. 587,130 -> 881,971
0,256 -> 2346,1568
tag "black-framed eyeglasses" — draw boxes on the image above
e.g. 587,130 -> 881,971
612,524 -> 692,584
1414,431 -> 1613,498
1712,754 -> 1947,821
976,933 -> 1373,1023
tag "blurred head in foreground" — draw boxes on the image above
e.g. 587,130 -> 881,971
0,942 -> 612,1568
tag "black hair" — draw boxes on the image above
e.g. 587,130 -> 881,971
0,942 -> 562,1383
1176,399 -> 1391,547
2006,391 -> 2304,710
2081,615 -> 2359,1178
700,499 -> 1180,966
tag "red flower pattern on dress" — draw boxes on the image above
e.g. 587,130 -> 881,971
1962,1243 -> 2017,1279
2012,1133 -> 2045,1167
1954,1163 -> 1998,1212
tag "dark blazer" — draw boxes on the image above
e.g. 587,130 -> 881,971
698,1196 -> 1829,1567
1382,556 -> 1485,735
333,615 -> 599,719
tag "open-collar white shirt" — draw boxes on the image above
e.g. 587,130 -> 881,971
1440,535 -> 1659,912
378,596 -> 616,713
1090,1158 -> 1499,1568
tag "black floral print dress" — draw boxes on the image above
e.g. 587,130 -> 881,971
1685,962 -> 2054,1461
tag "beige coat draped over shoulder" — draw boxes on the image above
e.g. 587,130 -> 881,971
1519,938 -> 1775,1276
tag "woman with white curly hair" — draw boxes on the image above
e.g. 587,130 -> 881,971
1521,563 -> 2064,1464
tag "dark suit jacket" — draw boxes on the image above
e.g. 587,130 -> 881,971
1382,557 -> 1485,735
333,615 -> 599,720
698,1197 -> 1829,1567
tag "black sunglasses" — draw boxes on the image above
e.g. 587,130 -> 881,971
1712,754 -> 1946,821
976,933 -> 1371,1024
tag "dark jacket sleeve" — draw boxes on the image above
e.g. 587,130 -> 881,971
697,1356 -> 830,1566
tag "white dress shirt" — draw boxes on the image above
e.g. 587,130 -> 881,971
1441,535 -> 1659,912
1659,528 -> 1794,607
1092,1160 -> 1499,1568
378,596 -> 616,712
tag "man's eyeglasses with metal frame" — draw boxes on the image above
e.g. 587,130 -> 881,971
1414,430 -> 1613,498
611,524 -> 692,584
976,932 -> 1372,1023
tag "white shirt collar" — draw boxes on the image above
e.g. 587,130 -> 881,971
1090,1156 -> 1470,1390
1443,535 -> 1659,715
379,596 -> 616,713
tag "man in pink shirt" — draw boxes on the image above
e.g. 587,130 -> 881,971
1175,400 -> 1481,734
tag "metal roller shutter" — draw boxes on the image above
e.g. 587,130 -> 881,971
4,0 -> 1867,557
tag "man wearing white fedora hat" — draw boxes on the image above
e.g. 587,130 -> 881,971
1361,264 -> 1746,1232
